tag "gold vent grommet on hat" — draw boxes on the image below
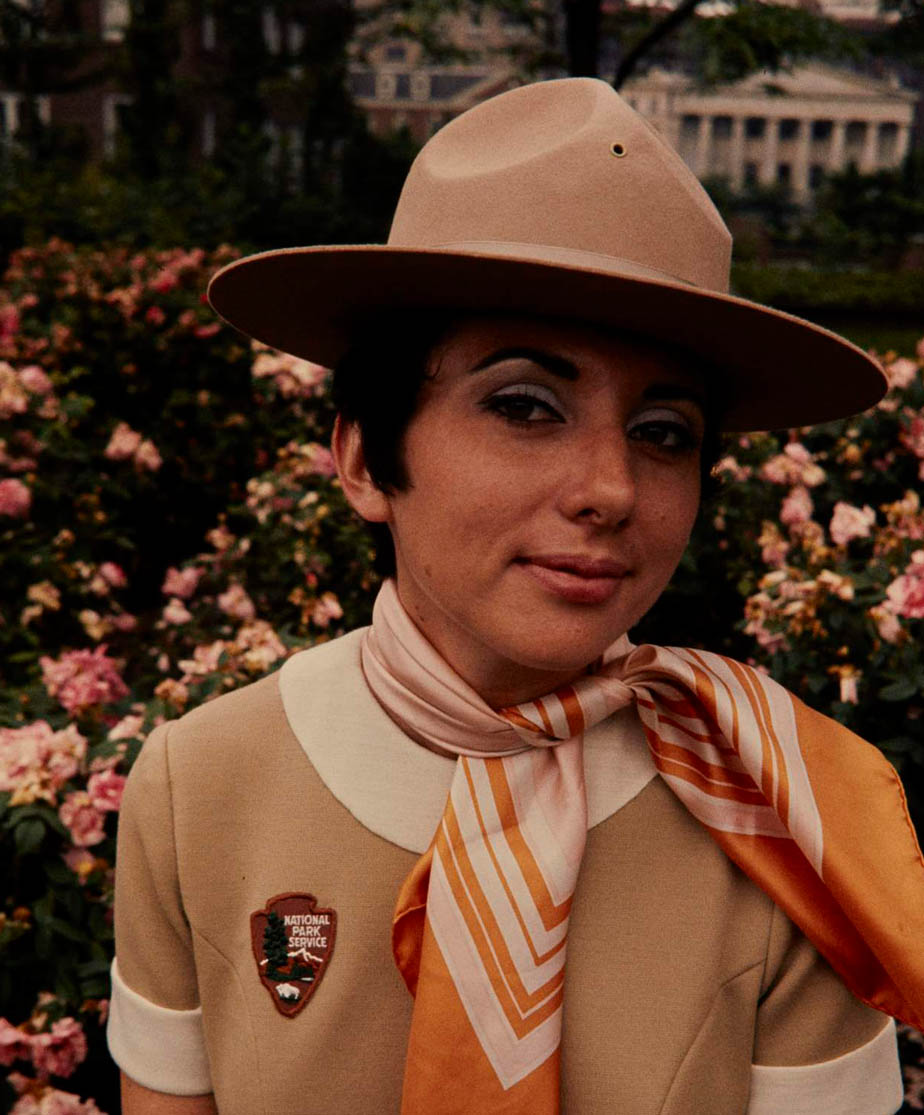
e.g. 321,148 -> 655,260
610,141 -> 627,157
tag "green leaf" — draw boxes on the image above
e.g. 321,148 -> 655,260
14,818 -> 46,855
878,736 -> 919,754
45,916 -> 89,944
878,677 -> 920,701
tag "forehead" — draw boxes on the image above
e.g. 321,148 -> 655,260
427,314 -> 704,388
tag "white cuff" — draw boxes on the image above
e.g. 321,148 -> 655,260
107,958 -> 213,1095
747,1018 -> 903,1115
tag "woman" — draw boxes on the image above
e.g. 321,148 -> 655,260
108,78 -> 922,1114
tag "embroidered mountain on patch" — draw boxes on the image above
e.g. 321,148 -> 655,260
250,893 -> 337,1017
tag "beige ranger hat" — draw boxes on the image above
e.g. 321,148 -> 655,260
207,77 -> 887,432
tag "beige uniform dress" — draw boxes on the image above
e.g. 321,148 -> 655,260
108,629 -> 904,1114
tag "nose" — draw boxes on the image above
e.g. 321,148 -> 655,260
556,428 -> 636,528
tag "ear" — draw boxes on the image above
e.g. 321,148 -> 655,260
331,415 -> 392,524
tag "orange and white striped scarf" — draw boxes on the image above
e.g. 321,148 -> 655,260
361,580 -> 924,1115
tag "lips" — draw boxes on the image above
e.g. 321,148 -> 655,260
515,554 -> 630,604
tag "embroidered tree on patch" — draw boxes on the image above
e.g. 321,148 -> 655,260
263,911 -> 289,979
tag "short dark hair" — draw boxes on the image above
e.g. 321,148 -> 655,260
331,317 -> 725,578
331,315 -> 453,577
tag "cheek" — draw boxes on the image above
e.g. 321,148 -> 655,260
642,471 -> 700,555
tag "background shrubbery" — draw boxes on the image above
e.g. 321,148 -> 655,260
0,241 -> 922,1112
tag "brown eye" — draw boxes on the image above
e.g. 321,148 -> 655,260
483,385 -> 564,424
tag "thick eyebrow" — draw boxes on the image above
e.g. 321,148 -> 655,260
470,347 -> 579,381
470,346 -> 707,409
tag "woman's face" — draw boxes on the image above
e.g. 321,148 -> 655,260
351,315 -> 706,706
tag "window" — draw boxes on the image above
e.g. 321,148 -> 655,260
385,44 -> 407,61
878,121 -> 899,162
287,21 -> 304,54
811,119 -> 832,142
845,120 -> 866,146
410,72 -> 430,101
777,162 -> 791,185
102,94 -> 132,158
202,14 -> 216,50
712,115 -> 732,140
680,114 -> 700,140
809,163 -> 825,189
778,118 -> 800,141
743,161 -> 758,187
101,0 -> 129,42
0,96 -> 12,137
745,116 -> 765,139
262,7 -> 281,54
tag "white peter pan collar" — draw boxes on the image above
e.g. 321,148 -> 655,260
279,627 -> 657,854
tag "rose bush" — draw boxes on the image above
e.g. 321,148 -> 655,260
0,240 -> 921,1111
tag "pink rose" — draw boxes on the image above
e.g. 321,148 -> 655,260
86,770 -> 126,813
310,592 -> 343,628
0,478 -> 31,518
108,612 -> 138,632
305,444 -> 336,477
98,563 -> 127,589
107,714 -> 144,741
780,485 -> 813,526
885,551 -> 924,619
12,1087 -> 104,1114
217,583 -> 256,621
18,365 -> 53,395
869,605 -> 903,644
133,439 -> 162,472
104,422 -> 141,461
0,722 -> 86,806
0,303 -> 20,341
58,792 -> 106,847
30,1018 -> 88,1080
62,847 -> 98,882
144,305 -> 166,326
162,598 -> 192,625
161,566 -> 203,599
887,357 -> 918,390
149,269 -> 179,294
0,1018 -> 31,1066
900,413 -> 924,459
194,322 -> 221,339
829,502 -> 875,546
40,646 -> 129,715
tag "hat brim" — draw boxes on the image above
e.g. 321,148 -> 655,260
207,245 -> 887,432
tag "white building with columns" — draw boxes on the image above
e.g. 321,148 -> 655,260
622,64 -> 917,202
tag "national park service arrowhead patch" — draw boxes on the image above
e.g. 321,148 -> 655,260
250,893 -> 337,1017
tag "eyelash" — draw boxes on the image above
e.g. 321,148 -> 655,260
483,388 -> 700,452
482,386 -> 564,425
628,418 -> 699,452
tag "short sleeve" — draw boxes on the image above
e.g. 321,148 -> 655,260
747,903 -> 903,1115
107,721 -> 213,1095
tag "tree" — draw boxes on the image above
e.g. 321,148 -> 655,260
359,0 -> 868,91
263,912 -> 290,976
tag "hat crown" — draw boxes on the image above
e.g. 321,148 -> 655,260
388,78 -> 732,293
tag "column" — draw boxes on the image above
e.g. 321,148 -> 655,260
729,116 -> 745,192
895,123 -> 912,167
760,118 -> 778,187
7,95 -> 19,138
695,114 -> 711,179
860,119 -> 878,173
792,118 -> 810,203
